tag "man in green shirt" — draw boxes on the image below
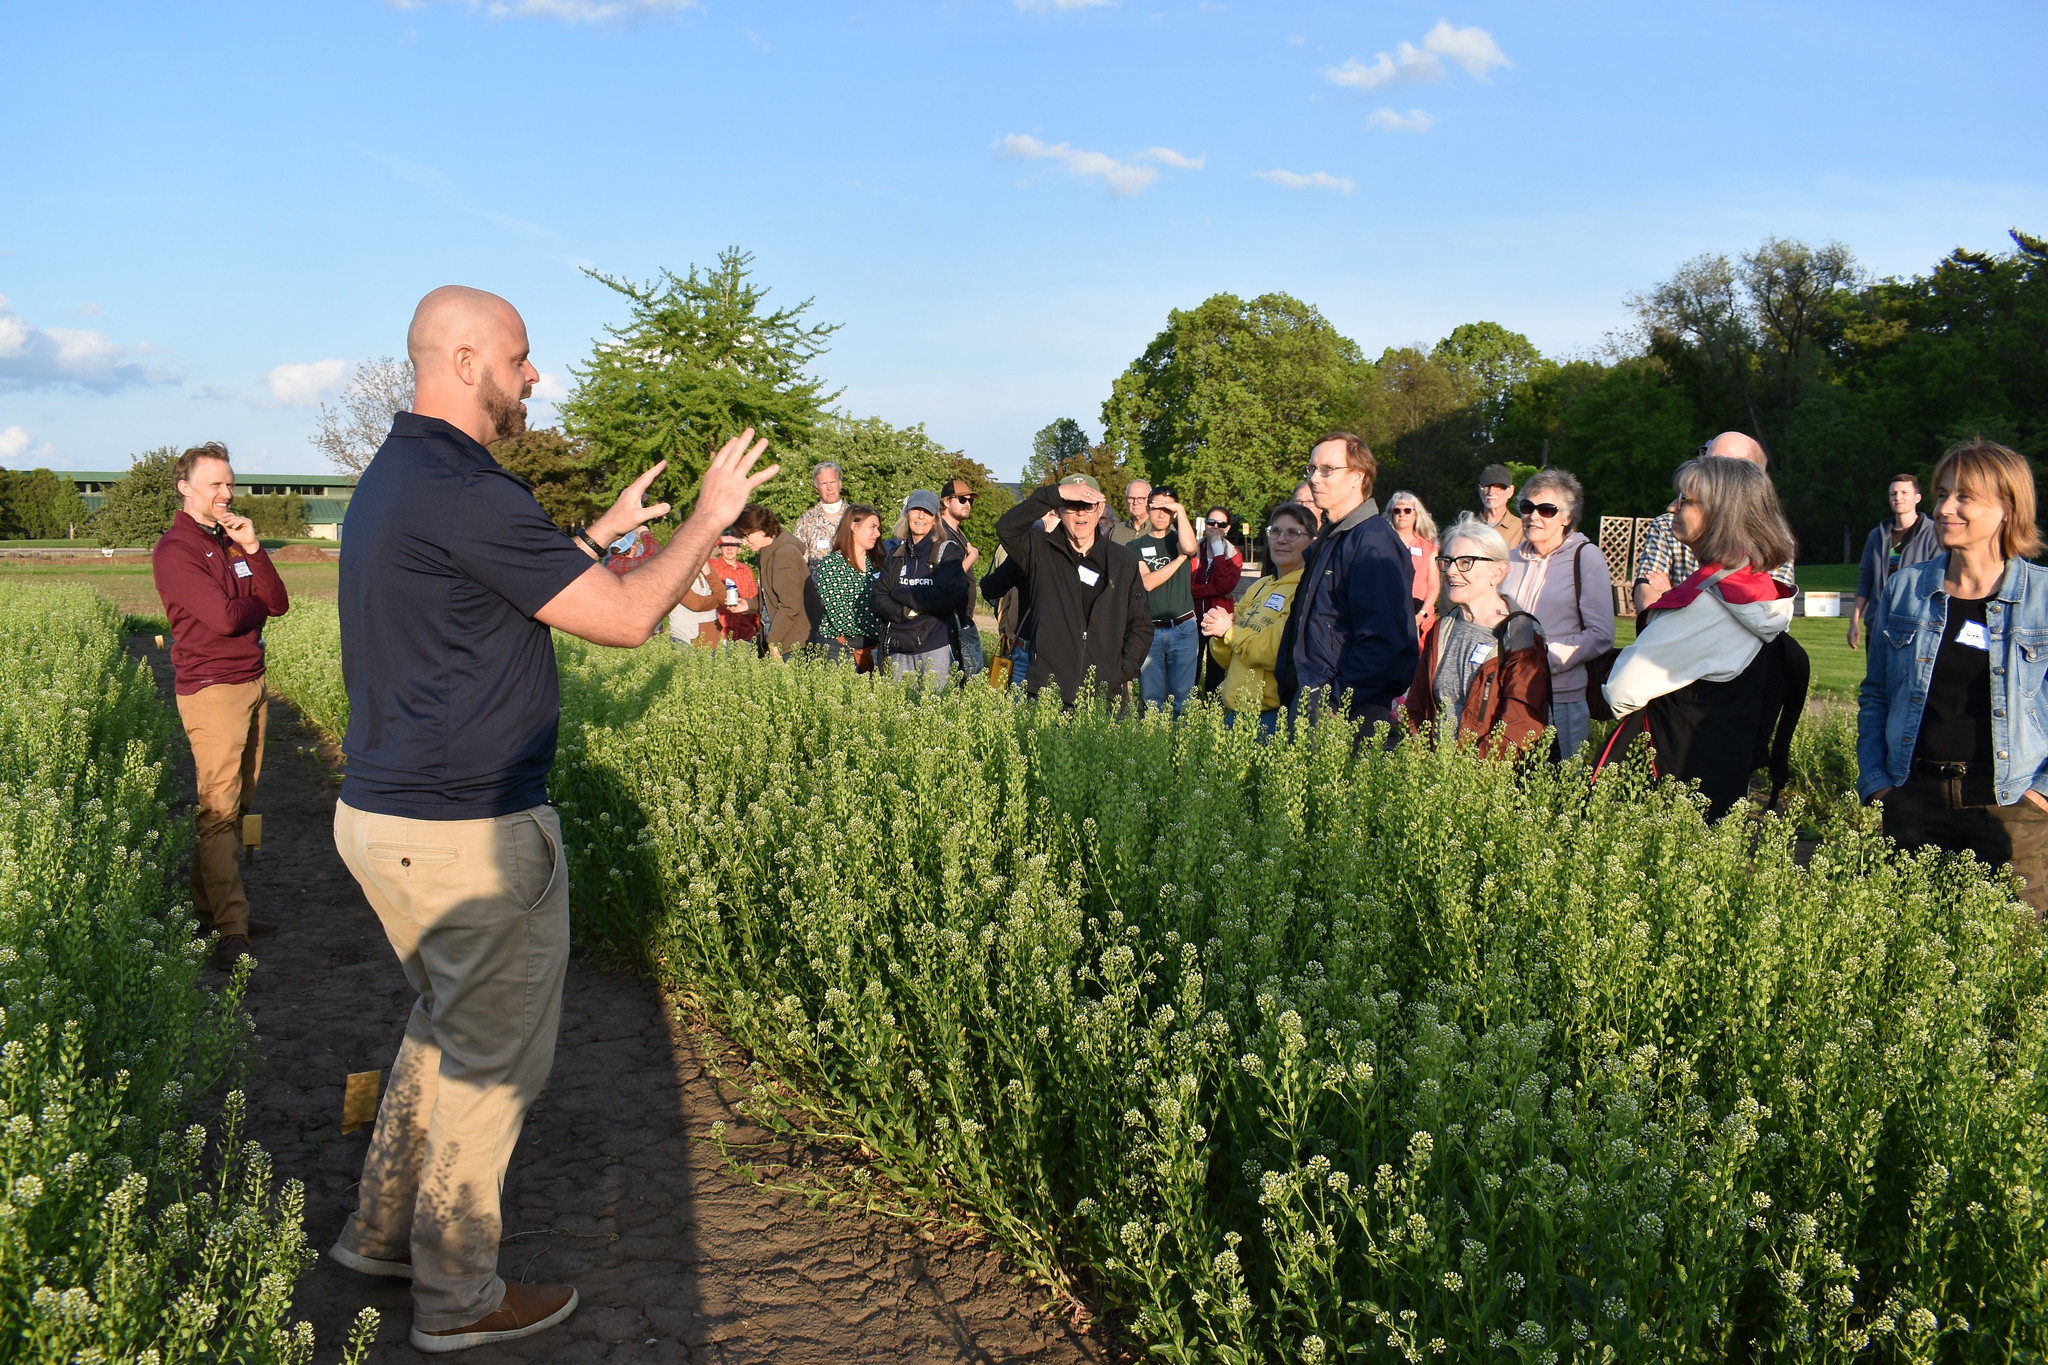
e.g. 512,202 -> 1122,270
1131,485 -> 1200,715
1110,477 -> 1151,546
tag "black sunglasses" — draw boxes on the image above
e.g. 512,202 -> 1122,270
1205,519 -> 1230,528
946,491 -> 975,503
1518,500 -> 1563,519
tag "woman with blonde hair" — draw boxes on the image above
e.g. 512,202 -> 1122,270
1598,456 -> 1806,818
1384,490 -> 1440,640
1859,438 -> 2048,917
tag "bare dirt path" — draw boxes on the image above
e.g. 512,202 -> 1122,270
131,635 -> 1108,1365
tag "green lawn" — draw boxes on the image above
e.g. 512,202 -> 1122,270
0,561 -> 338,617
1614,613 -> 1864,698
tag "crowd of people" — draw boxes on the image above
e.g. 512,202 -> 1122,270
142,282 -> 2043,1354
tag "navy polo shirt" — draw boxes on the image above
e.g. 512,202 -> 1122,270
338,412 -> 596,819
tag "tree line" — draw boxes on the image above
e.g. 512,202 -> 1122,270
50,230 -> 2042,559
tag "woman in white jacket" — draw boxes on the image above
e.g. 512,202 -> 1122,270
1598,456 -> 1808,817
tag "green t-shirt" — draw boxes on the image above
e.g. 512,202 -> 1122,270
1131,532 -> 1195,620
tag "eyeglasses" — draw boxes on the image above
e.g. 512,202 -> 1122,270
1435,553 -> 1505,573
1518,500 -> 1563,519
1303,462 -> 1352,481
1390,507 -> 1415,516
1205,519 -> 1230,528
946,492 -> 974,503
1265,525 -> 1310,539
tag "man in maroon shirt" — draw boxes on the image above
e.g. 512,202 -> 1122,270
151,442 -> 290,968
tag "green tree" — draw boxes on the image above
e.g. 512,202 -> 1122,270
0,468 -> 91,539
1498,358 -> 1701,528
1432,321 -> 1544,445
230,493 -> 309,539
560,247 -> 840,515
1022,418 -> 1092,488
754,413 -> 959,531
1102,292 -> 1366,518
490,427 -> 615,530
93,448 -> 181,546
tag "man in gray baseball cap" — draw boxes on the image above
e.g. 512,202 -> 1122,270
1477,464 -> 1524,548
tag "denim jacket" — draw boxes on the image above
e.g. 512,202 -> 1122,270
1856,554 -> 2048,803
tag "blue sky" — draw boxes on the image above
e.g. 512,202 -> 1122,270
4,0 -> 2044,478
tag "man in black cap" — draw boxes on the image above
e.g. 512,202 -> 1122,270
994,472 -> 1152,704
1477,464 -> 1524,548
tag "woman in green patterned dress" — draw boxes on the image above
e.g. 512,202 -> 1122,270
813,503 -> 883,668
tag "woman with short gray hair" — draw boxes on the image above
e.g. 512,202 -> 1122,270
1405,514 -> 1551,753
1501,467 -> 1614,759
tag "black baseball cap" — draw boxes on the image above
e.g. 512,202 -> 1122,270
1479,464 -> 1514,487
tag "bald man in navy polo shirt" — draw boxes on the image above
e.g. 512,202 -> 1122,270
325,286 -> 776,1353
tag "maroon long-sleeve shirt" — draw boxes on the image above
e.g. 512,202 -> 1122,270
151,510 -> 290,694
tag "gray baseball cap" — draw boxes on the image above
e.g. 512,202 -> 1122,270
903,489 -> 943,515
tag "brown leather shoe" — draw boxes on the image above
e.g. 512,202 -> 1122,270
410,1284 -> 578,1354
210,934 -> 253,970
247,920 -> 280,938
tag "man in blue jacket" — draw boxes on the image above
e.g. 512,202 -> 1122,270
1274,432 -> 1418,733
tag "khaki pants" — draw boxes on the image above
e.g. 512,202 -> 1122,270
332,800 -> 571,1332
174,678 -> 267,937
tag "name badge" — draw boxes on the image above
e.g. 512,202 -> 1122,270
1469,641 -> 1496,667
233,559 -> 253,579
1077,564 -> 1101,587
1264,593 -> 1286,612
1957,619 -> 1990,650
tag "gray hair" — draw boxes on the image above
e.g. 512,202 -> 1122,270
1439,513 -> 1510,562
1384,490 -> 1437,542
811,461 -> 843,484
1674,457 -> 1796,571
1521,468 -> 1585,529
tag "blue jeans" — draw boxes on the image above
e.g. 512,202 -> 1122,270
1009,643 -> 1031,691
1140,617 -> 1200,717
957,626 -> 985,680
1552,698 -> 1590,760
892,645 -> 952,690
1224,708 -> 1280,738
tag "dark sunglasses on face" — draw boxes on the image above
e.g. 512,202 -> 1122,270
1205,519 -> 1229,528
1518,500 -> 1562,519
946,491 -> 974,503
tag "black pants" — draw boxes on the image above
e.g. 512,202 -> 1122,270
1883,774 -> 2048,918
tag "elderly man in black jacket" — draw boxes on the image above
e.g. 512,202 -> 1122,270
996,474 -> 1152,704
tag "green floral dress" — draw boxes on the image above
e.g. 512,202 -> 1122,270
813,551 -> 881,642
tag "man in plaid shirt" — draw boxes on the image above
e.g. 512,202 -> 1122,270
1633,432 -> 1797,611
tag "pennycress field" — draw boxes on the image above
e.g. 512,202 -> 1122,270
270,602 -> 2048,1361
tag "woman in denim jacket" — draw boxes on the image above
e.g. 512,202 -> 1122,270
1859,438 -> 2048,918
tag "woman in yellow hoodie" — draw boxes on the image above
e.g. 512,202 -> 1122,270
1201,501 -> 1314,735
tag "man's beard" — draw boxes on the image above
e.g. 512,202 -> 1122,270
479,367 -> 529,442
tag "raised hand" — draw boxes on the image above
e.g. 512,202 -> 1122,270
217,511 -> 261,555
592,461 -> 673,545
693,430 -> 777,532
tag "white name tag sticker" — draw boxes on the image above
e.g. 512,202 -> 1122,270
1265,593 -> 1287,612
1470,641 -> 1497,666
1077,564 -> 1101,587
233,559 -> 253,579
1957,619 -> 1990,650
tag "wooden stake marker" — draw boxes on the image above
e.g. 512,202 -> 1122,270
241,813 -> 262,858
342,1070 -> 382,1134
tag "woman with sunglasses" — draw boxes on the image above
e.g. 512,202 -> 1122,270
1403,515 -> 1550,754
1500,468 -> 1615,759
1384,491 -> 1440,641
1192,507 -> 1243,694
1202,502 -> 1314,736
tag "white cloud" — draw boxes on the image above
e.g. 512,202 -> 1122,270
997,133 -> 1201,197
531,371 -> 569,401
0,426 -> 29,460
0,293 -> 171,394
265,359 -> 348,406
1014,0 -> 1114,10
1366,108 -> 1437,133
1325,20 -> 1510,90
1256,169 -> 1356,193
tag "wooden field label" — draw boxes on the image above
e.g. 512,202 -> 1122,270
241,813 -> 263,849
342,1070 -> 382,1134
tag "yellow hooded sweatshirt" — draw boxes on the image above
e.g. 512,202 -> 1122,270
1207,568 -> 1303,715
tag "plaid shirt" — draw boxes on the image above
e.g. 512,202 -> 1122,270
1633,511 -> 1795,588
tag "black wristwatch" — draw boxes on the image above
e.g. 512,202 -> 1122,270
571,527 -> 607,560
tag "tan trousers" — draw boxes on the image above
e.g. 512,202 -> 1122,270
332,800 -> 570,1332
174,678 -> 267,937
